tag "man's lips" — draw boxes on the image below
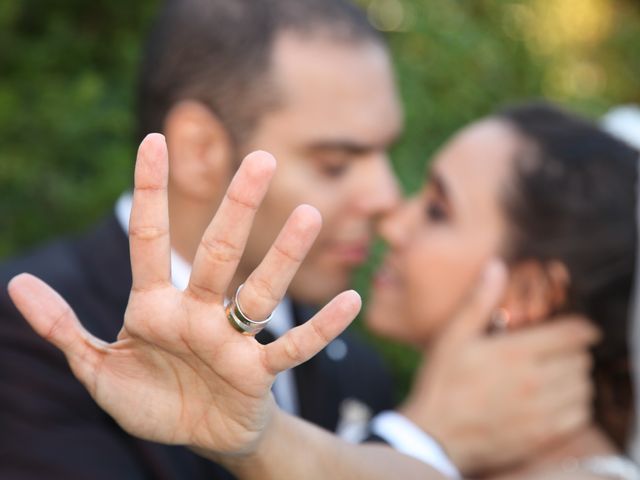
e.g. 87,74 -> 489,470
326,242 -> 371,264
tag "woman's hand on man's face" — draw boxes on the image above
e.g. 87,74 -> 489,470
400,260 -> 600,476
7,133 -> 361,457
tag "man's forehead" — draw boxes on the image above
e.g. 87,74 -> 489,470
271,31 -> 395,102
265,32 -> 404,148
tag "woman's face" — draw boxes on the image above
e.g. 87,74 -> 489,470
366,119 -> 520,346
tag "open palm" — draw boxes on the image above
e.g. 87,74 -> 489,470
8,134 -> 361,456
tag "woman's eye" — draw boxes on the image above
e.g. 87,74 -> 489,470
426,200 -> 448,222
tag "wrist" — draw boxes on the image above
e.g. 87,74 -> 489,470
398,401 -> 468,474
376,409 -> 461,479
215,404 -> 287,477
189,395 -> 282,472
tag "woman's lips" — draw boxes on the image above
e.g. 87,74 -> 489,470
373,262 -> 400,288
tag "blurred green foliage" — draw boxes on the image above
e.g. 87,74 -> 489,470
2,0 -> 639,397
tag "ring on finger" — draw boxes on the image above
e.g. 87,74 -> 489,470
226,284 -> 273,335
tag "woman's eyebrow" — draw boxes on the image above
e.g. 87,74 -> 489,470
426,169 -> 450,201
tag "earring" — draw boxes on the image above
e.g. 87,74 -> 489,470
490,308 -> 511,333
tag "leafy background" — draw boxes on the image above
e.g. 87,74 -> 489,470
2,0 -> 639,398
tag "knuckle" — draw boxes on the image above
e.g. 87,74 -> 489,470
241,279 -> 279,318
274,242 -> 304,263
283,335 -> 304,364
250,277 -> 280,304
226,190 -> 259,210
187,280 -> 219,301
200,237 -> 242,265
129,225 -> 167,242
135,184 -> 165,193
45,306 -> 72,342
131,280 -> 168,294
310,318 -> 330,345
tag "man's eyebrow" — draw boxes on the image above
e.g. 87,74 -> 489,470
305,131 -> 403,156
306,140 -> 376,155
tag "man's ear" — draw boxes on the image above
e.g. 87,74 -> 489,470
163,100 -> 234,201
502,260 -> 570,328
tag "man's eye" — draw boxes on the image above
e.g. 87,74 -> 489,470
315,155 -> 350,178
321,163 -> 349,177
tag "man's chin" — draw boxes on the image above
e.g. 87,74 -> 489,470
289,272 -> 352,306
364,300 -> 413,342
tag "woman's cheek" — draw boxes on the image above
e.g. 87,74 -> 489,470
405,242 -> 479,339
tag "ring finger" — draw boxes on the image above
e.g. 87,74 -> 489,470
236,204 -> 322,321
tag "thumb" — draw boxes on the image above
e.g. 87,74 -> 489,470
436,260 -> 508,350
8,273 -> 106,392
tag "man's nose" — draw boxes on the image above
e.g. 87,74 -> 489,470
354,153 -> 401,216
377,197 -> 420,249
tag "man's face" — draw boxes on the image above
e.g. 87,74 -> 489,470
240,33 -> 403,305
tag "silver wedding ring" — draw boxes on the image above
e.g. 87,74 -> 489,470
226,284 -> 273,335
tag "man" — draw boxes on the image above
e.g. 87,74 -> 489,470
0,1 -> 595,479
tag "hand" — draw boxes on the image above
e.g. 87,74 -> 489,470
7,134 -> 361,456
400,261 -> 599,475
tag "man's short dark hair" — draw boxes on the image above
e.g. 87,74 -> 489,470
136,0 -> 383,146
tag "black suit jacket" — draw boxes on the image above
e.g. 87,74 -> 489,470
0,214 -> 394,479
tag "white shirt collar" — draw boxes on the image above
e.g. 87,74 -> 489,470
115,192 -> 192,291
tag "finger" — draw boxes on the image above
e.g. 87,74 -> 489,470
541,350 -> 593,386
437,260 -> 507,348
534,353 -> 594,417
129,133 -> 171,291
521,403 -> 591,453
7,274 -> 106,392
238,205 -> 322,320
188,151 -> 276,303
263,290 -> 361,374
539,402 -> 591,445
533,373 -> 593,417
497,317 -> 600,359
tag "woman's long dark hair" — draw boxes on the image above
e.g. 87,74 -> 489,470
497,102 -> 638,449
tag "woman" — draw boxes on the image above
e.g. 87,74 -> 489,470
8,103 -> 639,479
365,102 -> 638,478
